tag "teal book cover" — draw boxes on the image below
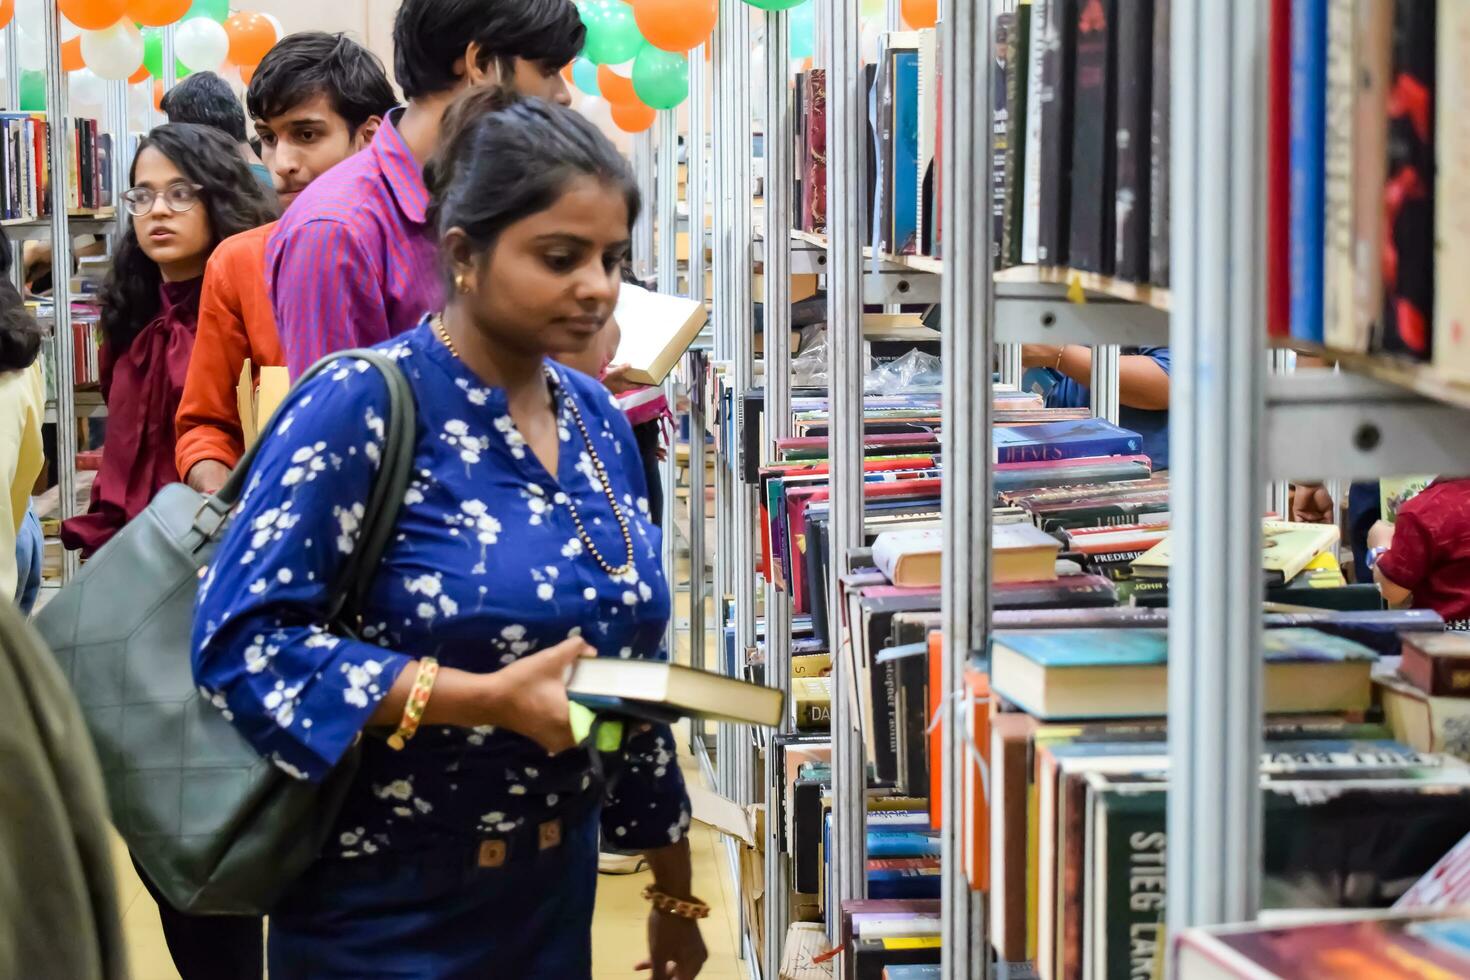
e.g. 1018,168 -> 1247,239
892,50 -> 920,253
999,626 -> 1377,668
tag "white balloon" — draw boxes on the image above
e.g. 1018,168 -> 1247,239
263,13 -> 284,44
69,67 -> 105,107
60,14 -> 79,43
80,21 -> 145,81
17,29 -> 45,72
175,17 -> 229,73
579,95 -> 614,131
607,58 -> 635,79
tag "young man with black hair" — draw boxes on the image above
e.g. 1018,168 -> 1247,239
176,33 -> 397,495
267,0 -> 583,376
160,71 -> 274,191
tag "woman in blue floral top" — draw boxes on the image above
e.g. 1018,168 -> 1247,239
192,87 -> 704,979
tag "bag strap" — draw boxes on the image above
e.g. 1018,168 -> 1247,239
215,349 -> 417,626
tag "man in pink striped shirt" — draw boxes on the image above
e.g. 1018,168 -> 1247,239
267,0 -> 583,376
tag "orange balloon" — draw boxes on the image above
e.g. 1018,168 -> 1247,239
224,11 -> 276,68
900,0 -> 937,29
126,0 -> 190,27
610,98 -> 655,133
61,37 -> 85,72
58,0 -> 127,31
632,0 -> 717,53
153,78 -> 165,112
561,62 -> 575,83
0,0 -> 15,32
240,64 -> 256,86
128,64 -> 150,85
597,65 -> 638,105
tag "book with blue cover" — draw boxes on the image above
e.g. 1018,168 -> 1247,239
992,627 -> 1376,719
992,418 -> 1144,464
1289,0 -> 1327,343
892,50 -> 921,254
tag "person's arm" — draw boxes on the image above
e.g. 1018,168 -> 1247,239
175,248 -> 250,491
269,218 -> 391,378
1291,482 -> 1336,523
1022,345 -> 1172,410
193,360 -> 581,780
1373,511 -> 1433,610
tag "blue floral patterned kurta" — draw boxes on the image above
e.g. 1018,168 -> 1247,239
192,321 -> 690,859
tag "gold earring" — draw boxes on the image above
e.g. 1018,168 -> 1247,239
455,274 -> 468,294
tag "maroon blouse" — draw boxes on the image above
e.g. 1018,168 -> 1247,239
61,279 -> 202,558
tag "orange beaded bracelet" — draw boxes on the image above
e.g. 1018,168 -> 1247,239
387,658 -> 439,750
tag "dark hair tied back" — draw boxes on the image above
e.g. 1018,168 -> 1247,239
425,85 -> 640,272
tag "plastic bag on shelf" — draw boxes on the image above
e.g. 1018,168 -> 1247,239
865,348 -> 942,393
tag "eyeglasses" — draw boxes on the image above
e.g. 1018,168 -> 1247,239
123,182 -> 204,217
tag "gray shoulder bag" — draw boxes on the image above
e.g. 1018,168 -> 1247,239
35,349 -> 416,915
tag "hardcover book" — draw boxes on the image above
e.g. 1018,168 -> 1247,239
992,418 -> 1144,464
1036,0 -> 1078,265
1066,0 -> 1119,274
1112,0 -> 1153,281
1290,0 -> 1327,343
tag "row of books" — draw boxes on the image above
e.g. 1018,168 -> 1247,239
0,113 -> 115,220
789,5 -> 1173,283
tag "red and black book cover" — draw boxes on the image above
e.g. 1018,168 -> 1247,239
803,69 -> 828,234
1267,0 -> 1291,337
1067,0 -> 1119,274
1380,0 -> 1435,361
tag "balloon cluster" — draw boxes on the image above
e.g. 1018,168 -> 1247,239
5,0 -> 284,110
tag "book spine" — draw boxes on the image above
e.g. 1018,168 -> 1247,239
1267,0 -> 1291,336
807,70 -> 828,235
1066,0 -> 1118,274
1322,0 -> 1357,351
1436,0 -> 1470,380
1405,647 -> 1470,697
1003,6 -> 1030,268
994,433 -> 1141,464
1023,0 -> 1050,264
1378,0 -> 1436,361
1112,0 -> 1153,282
1037,0 -> 1076,265
1352,0 -> 1393,355
1147,0 -> 1171,287
1105,807 -> 1167,980
993,13 -> 1015,268
1290,0 -> 1327,343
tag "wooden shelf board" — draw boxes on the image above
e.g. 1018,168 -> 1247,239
1274,339 -> 1470,413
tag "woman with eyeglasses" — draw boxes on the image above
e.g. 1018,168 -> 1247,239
61,124 -> 276,564
61,123 -> 275,980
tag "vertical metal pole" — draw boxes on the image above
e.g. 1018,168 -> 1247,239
762,10 -> 794,978
713,1 -> 733,803
822,0 -> 868,949
1266,350 -> 1292,516
997,344 -> 1024,389
1168,0 -> 1268,933
687,46 -> 710,756
633,131 -> 657,282
941,0 -> 991,976
657,111 -> 680,664
163,24 -> 178,89
42,0 -> 79,582
1090,344 -> 1122,424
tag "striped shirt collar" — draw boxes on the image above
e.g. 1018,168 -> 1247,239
375,108 -> 429,226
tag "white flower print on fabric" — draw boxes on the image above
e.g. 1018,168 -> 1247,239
282,441 -> 331,487
341,659 -> 385,708
574,452 -> 604,493
441,419 -> 491,466
445,500 -> 502,573
493,415 -> 528,459
455,376 -> 491,406
334,502 -> 365,555
242,504 -> 301,563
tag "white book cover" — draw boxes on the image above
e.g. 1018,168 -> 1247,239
1321,0 -> 1357,351
611,283 -> 707,386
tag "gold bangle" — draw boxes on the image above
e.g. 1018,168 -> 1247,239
642,885 -> 710,920
387,658 -> 439,750
1053,346 -> 1067,372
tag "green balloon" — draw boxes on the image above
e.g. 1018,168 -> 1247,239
632,47 -> 688,111
144,28 -> 165,80
176,59 -> 193,81
19,71 -> 45,112
183,0 -> 229,22
741,0 -> 810,10
581,0 -> 645,66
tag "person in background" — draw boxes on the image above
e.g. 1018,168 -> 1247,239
61,127 -> 275,979
1022,344 -> 1173,470
195,86 -> 703,978
161,72 -> 275,193
1369,478 -> 1470,628
174,33 -> 396,495
267,0 -> 582,376
0,229 -> 45,611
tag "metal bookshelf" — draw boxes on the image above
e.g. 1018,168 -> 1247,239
7,9 -> 136,586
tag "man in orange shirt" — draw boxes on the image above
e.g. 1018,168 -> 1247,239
175,33 -> 396,493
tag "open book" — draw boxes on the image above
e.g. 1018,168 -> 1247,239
611,283 -> 708,387
236,358 -> 290,449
